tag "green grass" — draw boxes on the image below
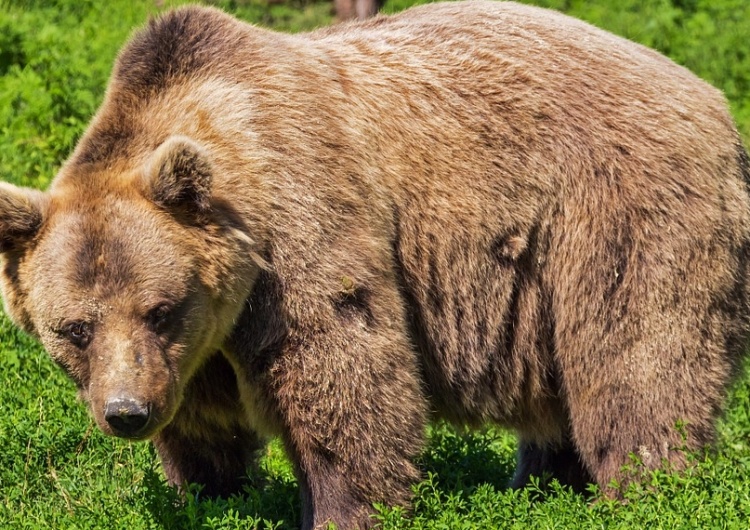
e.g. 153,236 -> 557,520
1,0 -> 750,528
2,326 -> 749,529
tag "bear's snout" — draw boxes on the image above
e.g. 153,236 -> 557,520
103,396 -> 151,438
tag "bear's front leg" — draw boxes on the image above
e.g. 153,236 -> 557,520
152,352 -> 264,497
271,297 -> 427,529
226,218 -> 429,528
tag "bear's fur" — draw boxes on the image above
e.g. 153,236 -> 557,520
2,1 -> 750,528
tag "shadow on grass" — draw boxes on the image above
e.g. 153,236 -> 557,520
139,424 -> 517,528
140,458 -> 300,529
418,423 -> 517,494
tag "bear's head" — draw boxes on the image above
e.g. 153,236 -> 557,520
0,136 -> 262,440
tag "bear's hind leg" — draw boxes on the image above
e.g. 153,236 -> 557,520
512,439 -> 594,493
560,325 -> 734,496
549,199 -> 749,495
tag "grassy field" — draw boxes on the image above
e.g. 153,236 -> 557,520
2,0 -> 750,528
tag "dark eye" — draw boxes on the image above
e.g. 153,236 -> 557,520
147,303 -> 173,333
61,321 -> 93,349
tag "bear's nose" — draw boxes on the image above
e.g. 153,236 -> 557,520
104,397 -> 151,437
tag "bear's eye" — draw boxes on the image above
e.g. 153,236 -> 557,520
61,321 -> 93,349
146,303 -> 173,334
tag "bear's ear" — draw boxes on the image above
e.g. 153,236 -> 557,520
145,136 -> 213,222
0,182 -> 46,252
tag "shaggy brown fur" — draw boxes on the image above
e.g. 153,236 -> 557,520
1,2 -> 749,528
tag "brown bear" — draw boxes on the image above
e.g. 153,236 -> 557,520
1,1 -> 749,528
